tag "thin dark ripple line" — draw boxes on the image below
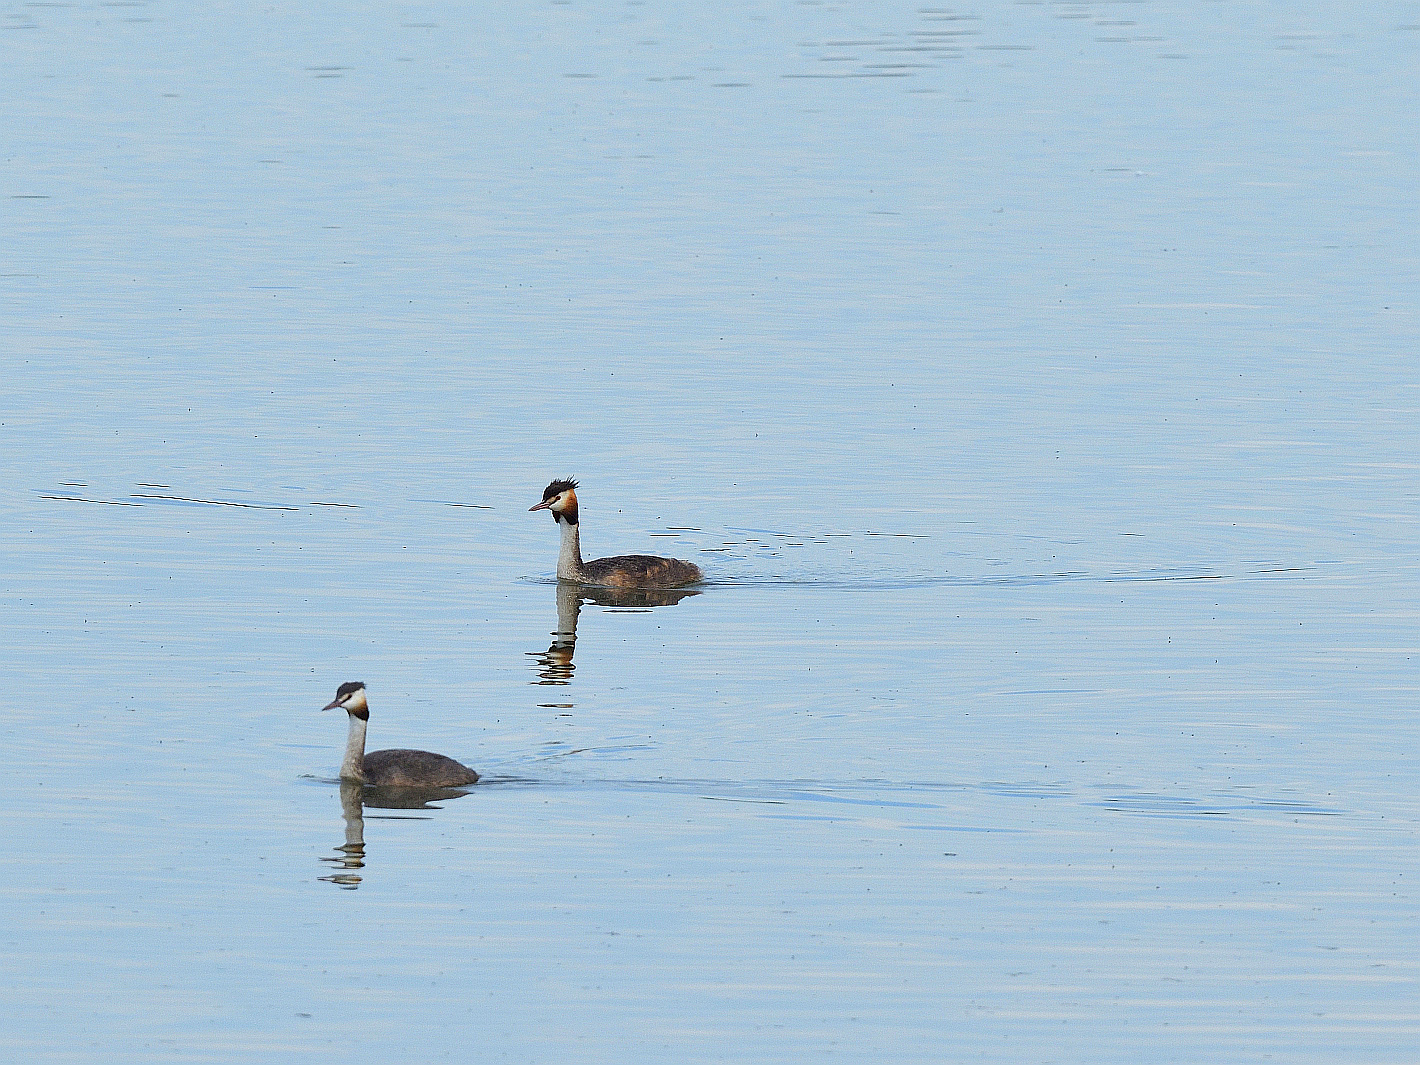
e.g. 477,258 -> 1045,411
38,494 -> 143,507
129,493 -> 300,511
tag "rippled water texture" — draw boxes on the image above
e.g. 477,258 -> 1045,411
4,1 -> 1418,1062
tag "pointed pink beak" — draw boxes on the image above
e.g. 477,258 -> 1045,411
529,499 -> 553,512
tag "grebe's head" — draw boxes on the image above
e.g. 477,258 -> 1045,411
322,681 -> 369,718
529,478 -> 579,524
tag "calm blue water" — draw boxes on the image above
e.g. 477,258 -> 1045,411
3,1 -> 1418,1062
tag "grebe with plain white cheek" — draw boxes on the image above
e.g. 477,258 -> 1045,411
529,478 -> 702,588
322,682 -> 479,787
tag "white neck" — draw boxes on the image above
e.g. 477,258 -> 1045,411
341,713 -> 368,782
557,518 -> 586,581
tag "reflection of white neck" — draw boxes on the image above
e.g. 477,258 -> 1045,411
338,780 -> 366,850
554,580 -> 582,648
341,714 -> 367,782
557,518 -> 585,581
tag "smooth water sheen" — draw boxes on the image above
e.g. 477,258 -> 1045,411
3,1 -> 1418,1061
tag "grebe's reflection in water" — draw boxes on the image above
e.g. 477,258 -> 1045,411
318,780 -> 475,889
528,580 -> 701,685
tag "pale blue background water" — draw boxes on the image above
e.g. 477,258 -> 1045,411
3,1 -> 1418,1061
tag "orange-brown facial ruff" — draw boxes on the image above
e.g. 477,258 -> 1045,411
529,478 -> 579,524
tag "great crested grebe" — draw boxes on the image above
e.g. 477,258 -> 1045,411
322,682 -> 479,787
529,478 -> 703,588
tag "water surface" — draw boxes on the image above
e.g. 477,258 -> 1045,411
3,1 -> 1418,1061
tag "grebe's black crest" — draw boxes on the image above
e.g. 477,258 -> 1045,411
335,680 -> 365,699
543,478 -> 578,501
